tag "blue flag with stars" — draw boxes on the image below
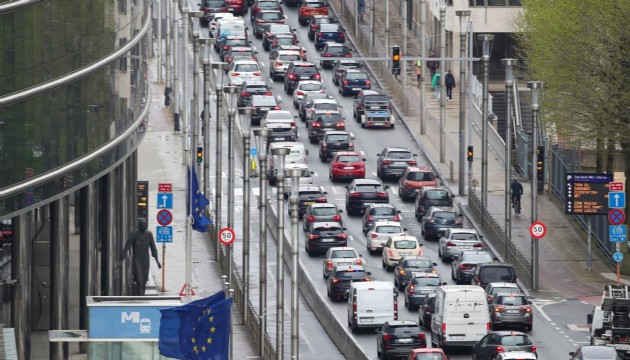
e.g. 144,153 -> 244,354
159,291 -> 230,359
187,166 -> 212,232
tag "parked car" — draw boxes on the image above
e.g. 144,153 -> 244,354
414,186 -> 454,221
471,331 -> 537,359
376,147 -> 418,180
382,235 -> 423,270
302,203 -> 343,231
319,43 -> 352,68
307,15 -> 337,40
422,207 -> 464,240
451,250 -> 494,284
314,23 -> 346,50
376,321 -> 426,359
226,60 -> 262,86
489,293 -> 533,331
338,69 -> 371,96
284,61 -> 321,94
319,131 -> 354,161
366,221 -> 406,255
308,111 -> 345,143
322,247 -> 364,279
298,0 -> 329,25
394,256 -> 437,291
437,228 -> 482,261
332,59 -> 364,85
327,264 -> 371,301
398,166 -> 439,201
305,221 -> 348,256
237,80 -> 271,107
292,80 -> 325,109
362,204 -> 400,234
345,179 -> 390,216
404,272 -> 443,311
417,294 -> 436,331
329,152 -> 366,182
472,263 -> 518,289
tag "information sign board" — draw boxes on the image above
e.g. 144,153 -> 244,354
565,173 -> 613,215
156,226 -> 173,243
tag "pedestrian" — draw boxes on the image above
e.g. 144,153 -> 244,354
358,0 -> 365,21
414,56 -> 422,86
445,70 -> 456,101
119,219 -> 161,296
427,50 -> 438,78
432,72 -> 441,100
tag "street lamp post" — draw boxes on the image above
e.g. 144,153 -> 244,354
285,167 -> 305,360
223,85 -> 239,288
438,1 -> 446,163
419,0 -> 426,135
270,147 -> 290,360
253,127 -> 271,358
212,62 -> 227,261
238,107 -> 253,323
527,80 -> 543,291
502,58 -> 518,257
478,34 -> 495,222
181,3 -> 189,166
199,38 -> 212,214
189,11 -> 204,160
456,10 -> 471,196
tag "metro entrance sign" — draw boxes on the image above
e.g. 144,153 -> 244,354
565,173 -> 613,215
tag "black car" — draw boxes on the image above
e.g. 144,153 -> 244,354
421,206 -> 464,240
307,15 -> 337,40
307,111 -> 345,143
414,186 -> 454,221
319,130 -> 354,161
418,294 -> 436,331
362,203 -> 401,234
570,346 -> 620,360
451,250 -> 494,285
262,24 -> 295,51
290,185 -> 328,216
237,80 -> 271,107
252,10 -> 286,38
305,221 -> 348,256
319,43 -> 352,68
218,36 -> 251,61
376,321 -> 427,359
376,146 -> 418,180
200,0 -> 229,26
332,60 -> 364,85
393,256 -> 437,291
250,0 -> 283,24
353,89 -> 391,121
314,23 -> 346,50
326,264 -> 370,301
345,179 -> 390,216
224,46 -> 257,65
249,95 -> 280,125
404,272 -> 443,311
338,69 -> 371,96
471,331 -> 536,359
472,263 -> 518,289
267,122 -> 297,144
284,61 -> 321,94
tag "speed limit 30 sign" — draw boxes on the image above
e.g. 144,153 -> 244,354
530,221 -> 547,239
219,227 -> 236,245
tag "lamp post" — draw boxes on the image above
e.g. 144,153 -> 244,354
212,62 -> 227,261
285,167 -> 305,360
181,3 -> 189,166
438,0 -> 446,163
223,85 -> 239,288
527,80 -> 543,291
238,107 -> 253,323
270,147 -> 290,360
165,0 -> 170,89
253,127 -> 271,358
189,11 -> 204,165
456,10 -> 471,196
478,34 -> 495,221
401,0 -> 409,110
199,38 -> 213,211
502,58 -> 517,257
157,0 -> 162,83
419,0 -> 426,135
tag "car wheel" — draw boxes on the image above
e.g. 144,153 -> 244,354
431,331 -> 438,347
377,345 -> 381,358
471,354 -> 479,360
307,249 -> 315,257
451,268 -> 456,281
323,270 -> 328,279
525,324 -> 533,332
382,259 -> 387,269
309,136 -> 316,144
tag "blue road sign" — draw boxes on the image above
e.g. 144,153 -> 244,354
250,148 -> 257,156
614,252 -> 624,263
156,193 -> 173,209
609,192 -> 626,209
156,226 -> 173,243
610,225 -> 627,243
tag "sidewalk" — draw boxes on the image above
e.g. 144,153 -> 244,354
332,0 -> 630,301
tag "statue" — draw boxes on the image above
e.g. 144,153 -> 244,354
120,219 -> 161,296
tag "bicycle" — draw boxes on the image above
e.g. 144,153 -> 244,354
512,196 -> 521,216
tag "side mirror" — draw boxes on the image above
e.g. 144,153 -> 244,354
403,228 -> 408,231
323,191 -> 328,194
397,210 -> 402,213
376,153 -> 381,156
450,194 -> 456,199
381,243 -> 387,247
569,352 -> 575,357
305,149 -> 309,155
487,295 -> 493,303
343,227 -> 347,230
339,209 -> 344,213
587,313 -> 593,325
359,254 -> 363,257
413,153 -> 418,157
345,185 -> 350,189
458,214 -> 464,217
384,185 -> 390,189
362,158 -> 367,162
441,282 -> 448,286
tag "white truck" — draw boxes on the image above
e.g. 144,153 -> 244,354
347,281 -> 398,332
588,285 -> 630,359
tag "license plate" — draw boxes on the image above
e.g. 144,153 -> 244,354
344,166 -> 354,170
304,201 -> 315,205
369,106 -> 380,109
397,338 -> 413,343
263,107 -> 273,111
361,318 -> 373,323
450,335 -> 464,340
352,88 -> 361,91
396,161 -> 407,165
506,309 -> 520,314
337,262 -> 351,266
301,76 -> 310,79
321,238 -> 335,242
459,246 -> 471,250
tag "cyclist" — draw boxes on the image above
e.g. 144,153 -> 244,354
511,178 -> 523,209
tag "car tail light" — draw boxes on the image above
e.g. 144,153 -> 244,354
531,346 -> 537,353
311,122 -> 321,127
365,80 -> 371,86
335,122 -> 344,127
398,269 -> 406,275
343,80 -> 349,85
254,7 -> 260,12
290,121 -> 296,126
383,160 -> 392,164
332,215 -> 341,221
275,62 -> 283,67
289,74 -> 297,79
307,216 -> 315,222
340,33 -> 345,38
426,218 -> 435,224
223,45 -> 229,49
473,243 -> 483,248
232,72 -> 240,76
332,278 -> 340,284
370,233 -> 378,239
383,334 -> 392,341
407,160 -> 417,165
317,33 -> 323,38
311,25 -> 317,29
253,72 -> 261,76
313,74 -> 321,80
316,197 -> 327,203
393,214 -> 400,221
344,53 -> 352,57
349,192 -> 361,197
455,217 -> 463,225
241,92 -> 250,97
446,241 -> 456,247
520,306 -> 532,312
377,192 -> 388,197
274,106 -> 281,110
486,322 -> 492,331
367,215 -> 373,221
324,53 -> 333,57
337,234 -> 347,239
493,306 -> 506,312
459,264 -> 471,269
388,248 -> 393,257
308,234 -> 319,240
408,284 -> 415,294
227,57 -> 233,62
321,143 -> 328,148
496,346 -> 504,353
296,91 -> 304,96
326,260 -> 333,269
265,91 -> 273,96
356,259 -> 363,265
393,296 -> 398,319
418,333 -> 426,340
442,323 -> 446,334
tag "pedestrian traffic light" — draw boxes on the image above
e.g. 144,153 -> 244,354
536,145 -> 544,181
196,146 -> 203,163
392,46 -> 401,75
467,146 -> 474,162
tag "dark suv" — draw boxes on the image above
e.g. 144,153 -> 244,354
327,265 -> 371,301
305,222 -> 348,256
250,95 -> 280,125
338,69 -> 371,96
314,23 -> 346,50
345,179 -> 390,215
237,81 -> 271,107
376,321 -> 427,359
414,186 -> 454,221
284,62 -> 321,94
451,250 -> 494,285
319,131 -> 354,161
308,111 -> 345,143
472,263 -> 518,288
376,147 -> 418,180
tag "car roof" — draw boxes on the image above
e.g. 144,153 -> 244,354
299,185 -> 322,192
229,46 -> 254,52
411,272 -> 440,278
384,146 -> 411,152
400,256 -> 431,261
389,235 -> 419,242
242,80 -> 267,86
352,179 -> 382,185
368,203 -> 396,208
223,36 -> 248,40
277,50 -> 302,56
312,98 -> 337,104
333,151 -> 361,157
232,60 -> 259,65
427,206 -> 455,213
480,263 -> 515,268
487,282 -> 519,288
328,246 -> 356,252
290,61 -> 316,67
406,166 -> 433,172
265,110 -> 293,117
448,228 -> 478,234
297,80 -> 323,85
360,90 -> 382,96
492,330 -> 529,336
344,69 -> 367,74
324,131 -> 349,136
324,42 -> 346,47
461,250 -> 492,256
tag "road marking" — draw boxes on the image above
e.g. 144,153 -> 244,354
313,172 -> 319,177
532,300 -> 564,322
360,150 -> 365,156
372,172 -> 377,177
567,324 -> 589,332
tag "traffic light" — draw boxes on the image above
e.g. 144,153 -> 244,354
536,145 -> 544,181
196,146 -> 203,163
392,46 -> 401,75
467,146 -> 474,162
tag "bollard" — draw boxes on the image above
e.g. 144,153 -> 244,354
449,160 -> 454,183
173,113 -> 180,132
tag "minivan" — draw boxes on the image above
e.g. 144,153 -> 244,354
472,263 -> 517,288
268,142 -> 308,185
431,285 -> 490,348
215,19 -> 248,48
347,281 -> 398,333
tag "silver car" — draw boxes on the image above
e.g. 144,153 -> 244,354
269,50 -> 304,81
321,247 -> 364,278
366,221 -> 406,255
303,203 -> 343,231
437,228 -> 482,261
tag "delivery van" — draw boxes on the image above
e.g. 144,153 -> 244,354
347,281 -> 398,333
268,142 -> 308,185
215,19 -> 248,46
431,285 -> 490,348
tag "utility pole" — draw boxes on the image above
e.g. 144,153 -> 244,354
438,1 -> 446,163
528,81 -> 543,291
502,58 -> 517,256
419,0 -> 426,135
456,11 -> 471,196
286,168 -> 303,360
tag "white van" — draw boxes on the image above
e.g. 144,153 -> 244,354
347,281 -> 398,332
268,142 -> 308,185
215,19 -> 247,46
431,285 -> 490,348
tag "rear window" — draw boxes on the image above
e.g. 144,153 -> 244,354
412,354 -> 446,360
252,97 -> 277,106
391,325 -> 421,334
425,190 -> 450,200
394,240 -> 417,249
335,270 -> 367,279
276,37 -> 294,45
226,39 -> 249,46
481,267 -> 516,282
314,114 -> 342,123
271,127 -> 291,133
497,295 -> 528,306
489,286 -> 520,296
461,252 -> 493,263
245,85 -> 268,92
293,66 -> 318,75
370,207 -> 395,216
364,94 -> 389,102
319,24 -> 341,32
346,72 -> 368,80
260,12 -> 282,20
269,24 -> 291,33
300,83 -> 323,91
412,277 -> 440,287
432,211 -> 456,220
387,151 -> 412,159
314,103 -> 338,110
204,0 -> 226,6
326,46 -> 348,54
299,190 -> 322,196
407,171 -> 435,181
313,226 -> 342,234
279,54 -> 302,61
305,2 -> 325,8
404,259 -> 432,268
311,207 -> 337,216
355,185 -> 382,192
235,64 -> 259,72
499,335 -> 532,346
326,134 -> 349,142
375,226 -> 403,234
451,232 -> 479,241
337,155 -> 361,163
331,250 -> 357,258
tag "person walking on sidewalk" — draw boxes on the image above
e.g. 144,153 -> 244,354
358,0 -> 365,21
432,71 -> 441,100
445,70 -> 456,101
427,50 -> 438,78
414,56 -> 423,87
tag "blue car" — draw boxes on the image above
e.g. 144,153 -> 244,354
338,69 -> 371,96
314,23 -> 346,50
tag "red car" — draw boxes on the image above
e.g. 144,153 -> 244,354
407,347 -> 448,360
329,152 -> 366,182
398,166 -> 439,201
298,0 -> 329,25
225,0 -> 248,15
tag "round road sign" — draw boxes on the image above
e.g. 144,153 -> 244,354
156,209 -> 173,226
530,221 -> 547,239
219,227 -> 236,245
614,252 -> 624,263
609,209 -> 626,226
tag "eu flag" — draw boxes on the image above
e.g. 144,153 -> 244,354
187,166 -> 212,232
159,291 -> 230,359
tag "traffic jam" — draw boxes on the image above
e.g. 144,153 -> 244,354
202,0 -> 540,359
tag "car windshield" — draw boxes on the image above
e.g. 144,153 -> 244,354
413,277 -> 440,287
394,240 -> 417,249
326,46 -> 347,54
260,12 -> 282,20
497,295 -> 528,306
387,151 -> 412,159
326,134 -> 349,142
499,335 -> 532,346
259,1 -> 280,8
315,114 -> 342,123
404,259 -> 432,268
311,207 -> 337,216
451,232 -> 479,240
269,24 -> 291,33
226,39 -> 249,46
426,190 -> 450,200
336,155 -> 361,163
319,24 -> 341,32
371,207 -> 395,216
252,97 -> 277,106
375,226 -> 402,234
483,268 -> 516,282
276,37 -> 294,45
407,172 -> 435,181
432,211 -> 456,220
300,83 -> 323,91
331,250 -> 357,258
462,253 -> 493,263
235,64 -> 259,72
245,85 -> 268,92
335,270 -> 366,279
346,72 -> 368,80
278,54 -> 301,62
314,103 -> 338,110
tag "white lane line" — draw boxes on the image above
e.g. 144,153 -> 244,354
372,172 -> 377,177
532,301 -> 554,322
313,172 -> 319,177
360,150 -> 365,156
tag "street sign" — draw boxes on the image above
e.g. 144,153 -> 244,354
530,221 -> 547,239
156,193 -> 173,209
609,209 -> 626,226
610,182 -> 625,191
219,227 -> 235,245
156,209 -> 173,226
156,226 -> 173,243
137,181 -> 149,220
158,183 -> 173,192
609,192 -> 626,209
614,252 -> 624,263
610,225 -> 627,243
565,173 -> 614,215
250,148 -> 257,156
